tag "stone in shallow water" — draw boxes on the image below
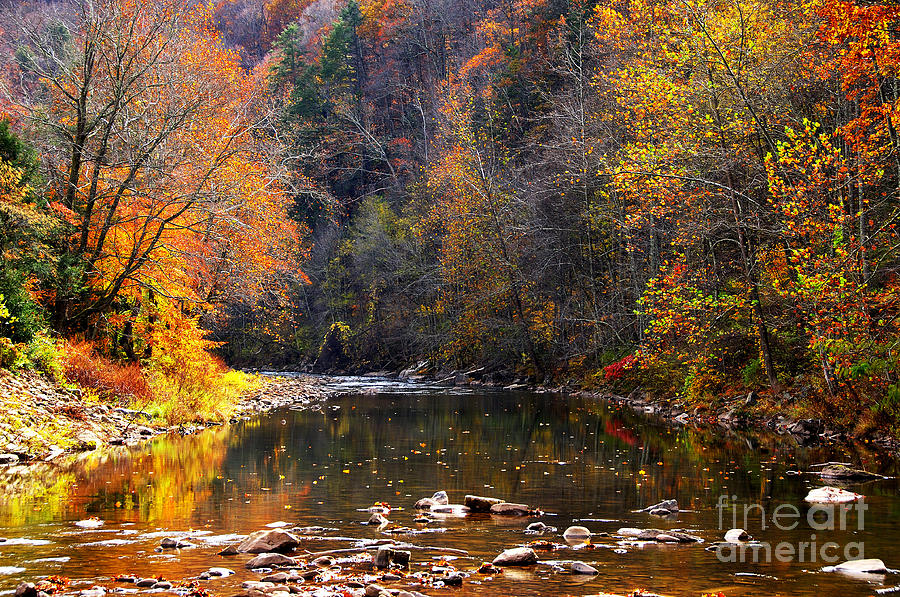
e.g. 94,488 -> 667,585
160,537 -> 194,549
724,528 -> 751,543
237,529 -> 300,553
563,526 -> 591,541
830,559 -> 889,574
245,553 -> 297,569
489,502 -> 531,516
804,486 -> 864,504
464,495 -> 503,512
492,547 -> 538,566
569,561 -> 599,575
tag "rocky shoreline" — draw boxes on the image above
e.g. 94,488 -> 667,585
0,370 -> 332,463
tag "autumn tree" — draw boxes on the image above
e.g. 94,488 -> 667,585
4,0 -> 302,358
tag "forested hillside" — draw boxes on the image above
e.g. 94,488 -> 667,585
2,0 -> 900,430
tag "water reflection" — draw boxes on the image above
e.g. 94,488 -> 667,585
1,387 -> 899,596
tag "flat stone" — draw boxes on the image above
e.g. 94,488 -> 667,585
492,547 -> 538,566
805,486 -> 864,504
489,502 -> 531,516
569,562 -> 599,575
245,553 -> 297,569
833,559 -> 888,574
135,579 -> 157,588
464,495 -> 503,512
206,567 -> 234,578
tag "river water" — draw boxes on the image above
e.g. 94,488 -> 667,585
1,378 -> 899,596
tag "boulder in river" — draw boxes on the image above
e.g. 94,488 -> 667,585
464,495 -> 503,512
431,491 -> 449,505
562,526 -> 591,541
245,553 -> 297,569
15,583 -> 37,597
804,486 -> 864,504
489,502 -> 533,516
724,528 -> 751,543
492,547 -> 538,566
236,529 -> 300,553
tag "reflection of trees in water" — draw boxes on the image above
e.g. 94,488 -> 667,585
0,427 -> 235,528
3,392 -> 900,532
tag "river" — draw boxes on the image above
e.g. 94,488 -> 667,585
1,377 -> 899,596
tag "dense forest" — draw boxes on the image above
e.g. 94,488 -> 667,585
1,0 -> 899,430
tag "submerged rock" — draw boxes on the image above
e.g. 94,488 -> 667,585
245,553 -> 297,569
617,528 -> 701,543
818,464 -> 885,481
804,486 -> 864,504
464,495 -> 503,512
237,529 -> 300,553
492,547 -> 538,566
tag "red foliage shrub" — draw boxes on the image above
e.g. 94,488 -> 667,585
603,354 -> 636,382
61,342 -> 150,401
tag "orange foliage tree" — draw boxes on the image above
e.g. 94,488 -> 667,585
6,0 -> 304,359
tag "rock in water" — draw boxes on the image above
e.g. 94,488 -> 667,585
245,553 -> 297,569
724,528 -> 751,543
414,498 -> 436,510
819,464 -> 885,481
74,518 -> 104,529
562,526 -> 591,541
464,495 -> 503,512
489,502 -> 532,516
206,568 -> 234,578
431,491 -> 449,505
368,512 -> 389,525
569,562 -> 599,575
830,559 -> 889,574
15,583 -> 37,597
492,547 -> 538,566
236,529 -> 300,553
804,486 -> 864,504
640,499 -> 678,514
160,537 -> 194,549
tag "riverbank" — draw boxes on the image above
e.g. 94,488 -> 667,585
0,369 -> 332,463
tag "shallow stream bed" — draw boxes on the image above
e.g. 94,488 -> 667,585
1,378 -> 899,596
